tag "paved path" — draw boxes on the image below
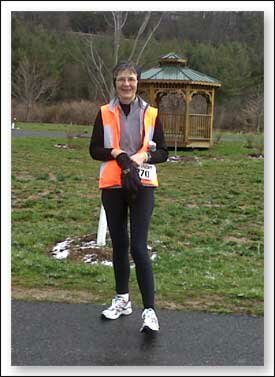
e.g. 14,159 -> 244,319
11,129 -> 91,138
11,128 -> 248,142
11,300 -> 264,366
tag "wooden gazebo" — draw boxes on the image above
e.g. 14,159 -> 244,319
138,52 -> 222,148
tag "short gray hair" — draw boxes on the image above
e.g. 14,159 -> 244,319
112,61 -> 141,80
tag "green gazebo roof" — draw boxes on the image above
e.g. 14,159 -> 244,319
140,52 -> 221,86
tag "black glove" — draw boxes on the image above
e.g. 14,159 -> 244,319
116,153 -> 142,202
116,152 -> 133,171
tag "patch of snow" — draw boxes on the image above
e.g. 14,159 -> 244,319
194,156 -> 202,166
167,156 -> 181,162
54,143 -> 69,149
52,238 -> 72,251
151,252 -> 157,261
50,236 -> 158,266
52,249 -> 70,259
101,260 -> 113,267
154,240 -> 164,244
82,254 -> 98,263
80,241 -> 100,249
82,254 -> 113,267
51,238 -> 72,259
170,156 -> 181,160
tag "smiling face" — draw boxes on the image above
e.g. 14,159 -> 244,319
115,69 -> 138,104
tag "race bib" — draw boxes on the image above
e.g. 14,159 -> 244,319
138,163 -> 157,181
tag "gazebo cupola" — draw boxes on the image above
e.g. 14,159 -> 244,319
138,52 -> 222,148
159,52 -> 188,67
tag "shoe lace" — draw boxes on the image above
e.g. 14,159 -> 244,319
110,296 -> 127,310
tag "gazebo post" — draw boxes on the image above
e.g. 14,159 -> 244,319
185,86 -> 190,145
209,89 -> 215,146
149,86 -> 156,106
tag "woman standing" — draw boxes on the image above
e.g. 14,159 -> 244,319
89,61 -> 168,333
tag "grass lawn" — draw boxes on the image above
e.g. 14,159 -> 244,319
13,121 -> 91,135
11,123 -> 264,316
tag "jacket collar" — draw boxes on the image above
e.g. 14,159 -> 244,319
108,95 -> 148,113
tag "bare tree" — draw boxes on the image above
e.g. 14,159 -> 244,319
135,14 -> 163,64
241,84 -> 264,133
12,57 -> 58,121
87,39 -> 111,102
128,12 -> 151,61
79,12 -> 163,101
112,12 -> 128,66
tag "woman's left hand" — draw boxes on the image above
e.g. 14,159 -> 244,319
130,152 -> 147,166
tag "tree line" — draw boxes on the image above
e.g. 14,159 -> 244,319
11,11 -> 264,131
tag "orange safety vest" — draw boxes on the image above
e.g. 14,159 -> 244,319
98,102 -> 159,189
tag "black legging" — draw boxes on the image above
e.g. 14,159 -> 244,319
101,187 -> 155,309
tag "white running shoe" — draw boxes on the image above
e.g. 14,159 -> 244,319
140,308 -> 160,332
102,296 -> 132,320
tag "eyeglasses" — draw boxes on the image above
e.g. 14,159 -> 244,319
116,77 -> 137,83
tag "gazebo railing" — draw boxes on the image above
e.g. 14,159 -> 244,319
189,114 -> 211,140
159,112 -> 212,146
159,112 -> 185,144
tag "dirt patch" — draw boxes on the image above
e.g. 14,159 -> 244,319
11,287 -> 263,316
48,172 -> 58,181
27,190 -> 53,201
12,286 -> 100,304
48,233 -> 157,265
48,233 -> 112,264
14,173 -> 34,181
224,236 -> 250,245
160,294 -> 263,316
